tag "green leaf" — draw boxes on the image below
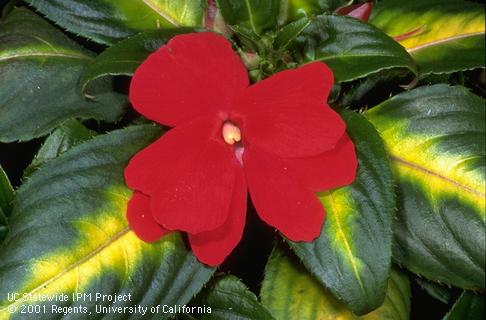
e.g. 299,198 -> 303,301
443,291 -> 485,320
338,69 -> 406,107
0,166 -> 13,218
0,0 -> 16,19
0,166 -> 13,243
0,226 -> 7,245
294,14 -> 417,82
0,8 -> 126,143
288,110 -> 395,315
195,275 -> 276,320
0,125 -> 215,319
23,120 -> 96,178
365,84 -> 485,290
229,25 -> 264,53
414,278 -> 452,304
370,0 -> 485,75
360,269 -> 411,320
285,0 -> 348,22
26,0 -> 207,45
82,28 -> 195,90
273,17 -> 310,51
261,248 -> 411,320
215,0 -> 281,35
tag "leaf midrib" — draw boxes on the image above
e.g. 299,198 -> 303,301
244,0 -> 258,34
392,156 -> 485,198
0,226 -> 131,312
407,31 -> 485,53
142,0 -> 182,26
326,192 -> 365,292
0,52 -> 91,62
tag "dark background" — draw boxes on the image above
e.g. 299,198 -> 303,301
0,0 -> 482,318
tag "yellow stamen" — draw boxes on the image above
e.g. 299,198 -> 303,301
222,121 -> 241,145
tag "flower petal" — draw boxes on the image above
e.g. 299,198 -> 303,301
282,134 -> 358,192
125,116 -> 238,234
234,62 -> 345,158
125,117 -> 220,193
130,32 -> 248,127
151,145 -> 238,234
127,191 -> 170,242
335,2 -> 373,22
188,167 -> 247,266
244,146 -> 325,241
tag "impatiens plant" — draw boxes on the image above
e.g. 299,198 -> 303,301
0,1 -> 484,320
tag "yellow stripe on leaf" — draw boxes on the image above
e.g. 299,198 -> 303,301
320,190 -> 364,290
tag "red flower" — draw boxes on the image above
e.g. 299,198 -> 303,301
335,2 -> 374,22
125,32 -> 357,266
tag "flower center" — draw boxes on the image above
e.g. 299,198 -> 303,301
222,121 -> 242,145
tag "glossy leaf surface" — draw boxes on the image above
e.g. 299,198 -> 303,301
414,278 -> 452,305
261,248 -> 411,320
0,8 -> 125,142
371,0 -> 485,74
285,0 -> 348,21
26,0 -> 206,45
294,14 -> 417,82
23,120 -> 96,177
195,276 -> 275,320
443,291 -> 485,320
273,17 -> 310,51
0,166 -> 13,243
366,84 -> 485,290
0,166 -> 13,218
0,125 -> 215,320
215,0 -> 280,35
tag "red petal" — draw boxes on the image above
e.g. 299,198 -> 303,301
151,144 -> 238,234
234,62 -> 345,158
127,191 -> 170,242
282,134 -> 358,192
189,167 -> 247,266
125,116 -> 238,234
335,2 -> 374,22
125,117 -> 220,193
244,146 -> 325,241
130,32 -> 248,127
